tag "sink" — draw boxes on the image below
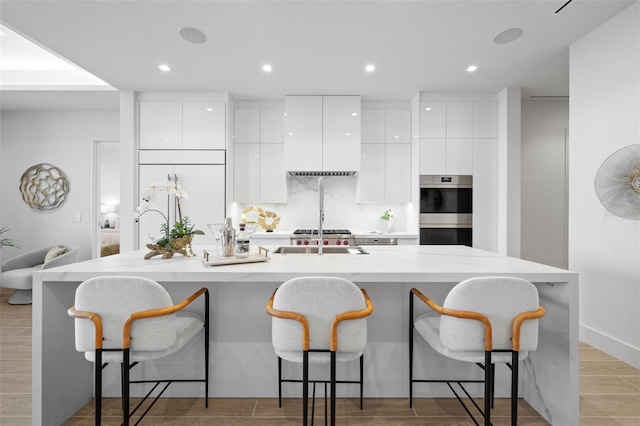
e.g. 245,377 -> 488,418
273,246 -> 368,255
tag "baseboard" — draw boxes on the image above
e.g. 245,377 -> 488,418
580,323 -> 640,369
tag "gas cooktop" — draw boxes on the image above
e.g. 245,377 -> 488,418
293,229 -> 351,235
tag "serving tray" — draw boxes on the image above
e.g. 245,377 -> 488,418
202,246 -> 270,267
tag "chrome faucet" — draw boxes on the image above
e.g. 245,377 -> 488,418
318,176 -> 325,255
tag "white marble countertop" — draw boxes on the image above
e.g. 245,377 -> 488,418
249,231 -> 418,238
37,244 -> 574,284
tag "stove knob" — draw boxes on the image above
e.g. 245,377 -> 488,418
343,240 -> 349,245
296,240 -> 301,245
336,240 -> 342,245
323,240 -> 329,245
303,240 -> 309,245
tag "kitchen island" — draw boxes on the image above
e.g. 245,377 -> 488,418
33,245 -> 578,425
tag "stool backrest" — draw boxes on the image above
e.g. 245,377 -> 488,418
73,276 -> 177,352
440,276 -> 540,352
271,276 -> 367,353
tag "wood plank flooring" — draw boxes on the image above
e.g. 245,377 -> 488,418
1,287 -> 639,425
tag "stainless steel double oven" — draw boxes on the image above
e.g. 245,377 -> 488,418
419,175 -> 472,246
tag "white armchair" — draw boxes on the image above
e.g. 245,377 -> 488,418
1,244 -> 80,304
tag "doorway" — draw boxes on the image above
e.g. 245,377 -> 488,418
91,140 -> 120,258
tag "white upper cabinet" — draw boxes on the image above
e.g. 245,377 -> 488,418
359,144 -> 385,202
419,102 -> 446,138
284,96 -> 323,171
139,102 -> 182,149
234,109 -> 260,143
359,106 -> 411,203
361,109 -> 385,143
446,102 -> 473,138
233,105 -> 287,203
446,139 -> 473,175
472,102 -> 498,138
260,109 -> 285,143
183,102 -> 226,149
285,95 -> 360,173
385,109 -> 411,143
139,101 -> 226,150
419,139 -> 447,175
322,96 -> 361,172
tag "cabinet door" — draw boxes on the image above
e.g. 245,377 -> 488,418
361,109 -> 385,144
472,139 -> 498,252
323,96 -> 361,172
260,109 -> 284,144
139,102 -> 182,149
174,164 -> 226,245
446,102 -> 473,139
234,109 -> 260,143
419,102 -> 446,138
385,109 -> 411,143
446,139 -> 473,175
285,96 -> 323,171
260,144 -> 287,203
472,102 -> 498,139
385,144 -> 411,203
358,144 -> 385,202
183,101 -> 226,149
419,139 -> 447,175
234,143 -> 261,202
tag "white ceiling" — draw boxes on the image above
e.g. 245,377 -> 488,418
0,0 -> 635,110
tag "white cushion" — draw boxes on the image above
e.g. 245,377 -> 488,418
0,264 -> 42,290
85,311 -> 204,363
271,276 -> 368,364
73,276 -> 189,356
414,315 -> 529,363
44,246 -> 66,263
414,276 -> 540,362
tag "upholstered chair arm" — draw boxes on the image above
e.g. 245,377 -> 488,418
511,306 -> 546,351
330,289 -> 374,351
68,307 -> 104,349
122,287 -> 209,349
1,247 -> 51,272
266,288 -> 310,351
411,288 -> 493,351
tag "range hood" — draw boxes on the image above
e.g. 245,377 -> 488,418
288,171 -> 357,177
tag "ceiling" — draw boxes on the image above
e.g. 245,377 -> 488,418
0,0 -> 635,110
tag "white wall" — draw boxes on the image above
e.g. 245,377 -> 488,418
570,3 -> 640,367
1,110 -> 119,261
521,99 -> 569,269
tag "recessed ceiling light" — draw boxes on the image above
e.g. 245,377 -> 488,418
493,28 -> 523,44
158,64 -> 171,72
352,112 -> 358,116
466,65 -> 478,73
262,64 -> 273,72
206,108 -> 213,112
179,26 -> 207,44
365,64 -> 375,73
425,107 -> 432,111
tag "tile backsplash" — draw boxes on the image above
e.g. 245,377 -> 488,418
235,175 -> 411,233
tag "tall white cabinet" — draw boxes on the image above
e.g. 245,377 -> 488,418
233,103 -> 287,203
359,106 -> 411,203
417,95 -> 499,251
136,94 -> 228,248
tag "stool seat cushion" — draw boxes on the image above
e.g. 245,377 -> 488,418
414,314 -> 529,363
84,311 -> 204,363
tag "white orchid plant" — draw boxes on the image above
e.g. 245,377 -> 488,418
380,208 -> 397,222
134,180 -> 203,248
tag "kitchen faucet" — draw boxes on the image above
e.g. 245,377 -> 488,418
318,176 -> 325,255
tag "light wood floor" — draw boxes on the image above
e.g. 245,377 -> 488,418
1,287 -> 639,425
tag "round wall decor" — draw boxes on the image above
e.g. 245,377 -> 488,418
20,163 -> 70,210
